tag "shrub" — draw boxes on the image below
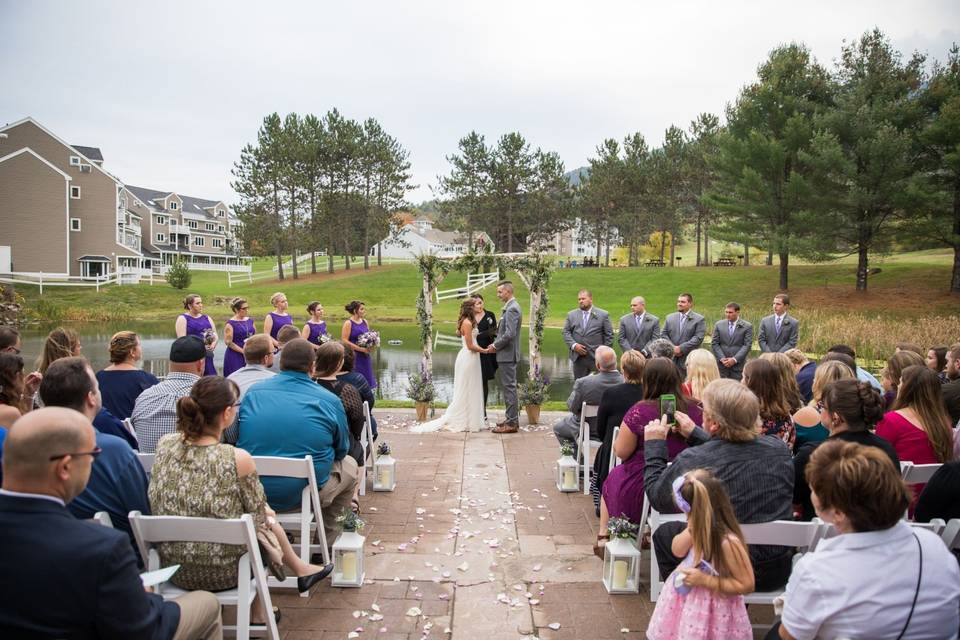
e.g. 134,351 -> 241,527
166,259 -> 192,290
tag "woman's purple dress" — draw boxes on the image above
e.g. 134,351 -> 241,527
181,313 -> 217,376
348,319 -> 377,389
305,321 -> 327,346
267,312 -> 293,340
602,400 -> 701,522
223,318 -> 255,377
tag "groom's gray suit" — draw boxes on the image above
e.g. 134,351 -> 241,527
493,297 -> 522,424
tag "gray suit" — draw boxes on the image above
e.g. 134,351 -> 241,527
617,313 -> 661,353
553,369 -> 624,448
711,319 -> 753,380
493,297 -> 522,423
662,311 -> 706,372
758,314 -> 799,353
561,307 -> 614,379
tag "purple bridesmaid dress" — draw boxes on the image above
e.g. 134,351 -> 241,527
305,321 -> 327,346
181,313 -> 217,376
268,312 -> 293,340
348,319 -> 377,388
223,318 -> 255,377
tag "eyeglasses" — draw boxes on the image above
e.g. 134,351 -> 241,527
49,446 -> 102,462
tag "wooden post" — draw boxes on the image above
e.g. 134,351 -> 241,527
421,272 -> 434,375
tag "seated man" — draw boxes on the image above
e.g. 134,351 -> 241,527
223,333 -> 276,444
238,338 -> 356,543
270,325 -> 303,372
553,346 -> 624,452
131,336 -> 206,453
0,407 -> 221,639
38,357 -> 150,559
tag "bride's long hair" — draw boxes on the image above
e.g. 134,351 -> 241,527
457,297 -> 478,336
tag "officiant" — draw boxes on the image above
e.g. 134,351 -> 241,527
473,294 -> 498,414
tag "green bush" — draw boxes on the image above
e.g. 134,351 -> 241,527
166,259 -> 192,290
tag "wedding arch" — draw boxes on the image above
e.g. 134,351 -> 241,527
415,250 -> 553,378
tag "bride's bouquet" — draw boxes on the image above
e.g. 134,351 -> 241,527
357,331 -> 380,349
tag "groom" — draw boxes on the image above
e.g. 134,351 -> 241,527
486,281 -> 522,434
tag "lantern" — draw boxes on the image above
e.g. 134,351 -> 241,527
556,454 -> 579,492
331,530 -> 365,587
373,453 -> 396,491
602,537 -> 641,594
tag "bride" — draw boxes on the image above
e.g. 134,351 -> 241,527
412,297 -> 487,433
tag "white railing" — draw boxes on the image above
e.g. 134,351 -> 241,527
435,271 -> 499,302
230,256 -> 407,288
159,261 -> 250,275
434,331 -> 464,349
0,272 -> 118,294
273,251 -> 328,271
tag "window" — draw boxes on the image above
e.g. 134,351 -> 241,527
155,233 -> 166,243
217,209 -> 225,217
194,236 -> 205,247
212,238 -> 223,248
70,218 -> 81,232
69,156 -> 81,166
170,201 -> 179,210
155,216 -> 165,225
187,220 -> 198,229
70,186 -> 81,199
205,222 -> 215,231
218,225 -> 224,232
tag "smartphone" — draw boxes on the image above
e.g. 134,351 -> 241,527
660,394 -> 676,427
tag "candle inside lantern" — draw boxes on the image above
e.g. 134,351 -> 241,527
562,468 -> 576,490
378,466 -> 390,487
613,559 -> 629,589
340,551 -> 357,581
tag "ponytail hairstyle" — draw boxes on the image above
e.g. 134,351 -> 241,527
457,298 -> 477,337
678,469 -> 745,579
892,365 -> 955,462
230,297 -> 247,313
176,376 -> 239,441
821,378 -> 885,432
0,352 -> 25,410
38,327 -> 80,374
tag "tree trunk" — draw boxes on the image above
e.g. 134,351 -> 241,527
778,251 -> 789,290
659,230 -> 666,263
327,249 -> 334,274
291,247 -> 299,280
766,248 -> 773,266
275,244 -> 285,280
421,274 -> 434,375
507,208 -> 514,253
695,216 -> 702,266
743,240 -> 750,267
669,233 -> 676,267
856,221 -> 871,292
604,231 -> 610,267
528,287 -> 542,377
704,225 -> 710,265
309,191 -> 317,274
363,215 -> 370,270
377,242 -> 382,267
951,245 -> 960,294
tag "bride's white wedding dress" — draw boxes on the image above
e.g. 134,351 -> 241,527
411,327 -> 485,433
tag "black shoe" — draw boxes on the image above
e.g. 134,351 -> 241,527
297,563 -> 334,593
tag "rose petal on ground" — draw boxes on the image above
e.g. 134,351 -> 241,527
405,607 -> 422,617
548,623 -> 561,630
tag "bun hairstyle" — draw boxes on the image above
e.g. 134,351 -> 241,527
345,300 -> 364,315
182,294 -> 201,310
230,297 -> 247,313
270,292 -> 287,307
821,378 -> 885,432
176,376 -> 239,441
306,301 -> 321,314
108,331 -> 140,364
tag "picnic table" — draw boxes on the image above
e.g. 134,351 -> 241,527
645,260 -> 666,267
713,258 -> 737,267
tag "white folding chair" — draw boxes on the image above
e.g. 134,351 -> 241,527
900,462 -> 943,484
941,518 -> 960,551
607,426 -> 621,472
136,452 -> 155,474
739,520 -> 826,605
359,401 -> 374,496
647,506 -> 688,602
577,402 -> 600,495
129,511 -> 279,640
121,417 -> 139,444
90,511 -> 113,528
907,518 -> 947,536
253,455 -> 330,597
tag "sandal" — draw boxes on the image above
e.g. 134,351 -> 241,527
351,499 -> 361,515
593,534 -> 610,559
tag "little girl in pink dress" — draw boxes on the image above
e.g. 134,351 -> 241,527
647,471 -> 754,640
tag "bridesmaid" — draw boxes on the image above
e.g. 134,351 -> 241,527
341,300 -> 377,389
301,301 -> 328,346
473,294 -> 498,412
175,294 -> 217,376
263,292 -> 292,350
223,297 -> 255,377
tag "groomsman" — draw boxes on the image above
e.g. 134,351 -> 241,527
758,293 -> 799,353
711,302 -> 753,380
617,296 -> 660,355
662,293 -> 705,374
561,290 -> 614,379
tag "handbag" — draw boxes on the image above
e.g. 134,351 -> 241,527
895,531 -> 923,640
256,518 -> 286,581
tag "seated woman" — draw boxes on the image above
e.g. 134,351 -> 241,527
0,353 -> 37,428
776,440 -> 960,640
744,358 -> 796,446
681,348 -> 720,402
793,378 -> 899,521
149,376 -> 332,613
791,360 -> 854,452
336,340 -> 377,438
96,331 -> 159,420
880,350 -> 925,409
313,341 -> 365,467
590,350 -> 646,514
595,358 -> 699,556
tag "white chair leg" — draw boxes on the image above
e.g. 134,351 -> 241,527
236,555 -> 251,640
359,461 -> 366,496
583,435 -> 591,495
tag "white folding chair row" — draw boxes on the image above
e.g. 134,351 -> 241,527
358,401 -> 374,496
941,518 -> 960,550
129,511 -> 280,640
900,461 -> 942,484
252,455 -> 330,598
647,506 -> 688,602
90,511 -> 113,528
136,452 -> 155,474
607,426 -> 621,472
577,402 -> 600,495
739,519 -> 825,607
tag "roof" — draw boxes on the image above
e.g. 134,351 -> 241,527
77,255 -> 111,262
0,147 -> 72,181
71,145 -> 103,162
125,184 -> 229,221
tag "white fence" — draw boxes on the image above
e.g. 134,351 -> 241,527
229,256 -> 409,288
0,272 -> 120,294
435,271 -> 499,302
158,262 -> 250,274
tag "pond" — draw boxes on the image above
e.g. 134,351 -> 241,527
18,322 -> 590,404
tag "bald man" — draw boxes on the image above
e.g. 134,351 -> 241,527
0,408 -> 222,639
552,346 -> 623,453
617,296 -> 661,355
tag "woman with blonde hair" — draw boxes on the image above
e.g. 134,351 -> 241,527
682,348 -> 720,402
263,292 -> 292,350
881,350 -> 925,409
791,360 -> 855,451
37,327 -> 81,374
96,331 -> 159,420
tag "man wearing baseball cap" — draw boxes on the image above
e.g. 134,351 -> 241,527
130,336 -> 207,453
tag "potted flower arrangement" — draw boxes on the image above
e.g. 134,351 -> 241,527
406,362 -> 435,422
518,365 -> 550,424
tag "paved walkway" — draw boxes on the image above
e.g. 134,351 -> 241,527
273,410 -> 774,639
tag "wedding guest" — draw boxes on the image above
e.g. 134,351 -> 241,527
341,300 -> 377,389
926,345 -> 949,384
792,379 -> 898,521
826,344 -> 882,391
785,349 -> 816,403
791,360 -> 854,452
743,358 -> 797,446
0,354 -> 36,427
759,351 -> 805,414
682,348 -> 720,402
336,340 -> 377,439
263,291 -> 293,350
313,341 -> 365,470
473,294 -> 498,412
645,338 -> 677,360
944,343 -> 960,426
591,350 -> 646,513
561,289 -> 614,379
552,346 -> 623,452
895,342 -> 925,357
96,331 -> 159,420
0,326 -> 21,354
777,441 -> 960,640
270,325 -> 302,372
881,350 -> 925,409
711,302 -> 752,380
662,293 -> 706,375
820,350 -> 856,375
223,334 -> 276,444
223,297 -> 255,377
37,327 -> 81,374
175,294 -> 217,376
301,301 -> 329,346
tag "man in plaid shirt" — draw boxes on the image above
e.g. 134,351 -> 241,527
131,336 -> 206,453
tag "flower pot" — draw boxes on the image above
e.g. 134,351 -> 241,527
415,402 -> 429,422
525,404 -> 541,425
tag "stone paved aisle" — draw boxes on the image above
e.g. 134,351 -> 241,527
272,410 -> 773,639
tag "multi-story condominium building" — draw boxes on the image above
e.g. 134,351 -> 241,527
0,117 -> 245,279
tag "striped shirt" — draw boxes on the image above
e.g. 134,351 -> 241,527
130,372 -> 199,453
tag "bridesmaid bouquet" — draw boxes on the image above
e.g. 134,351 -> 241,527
317,333 -> 332,345
201,328 -> 216,346
357,331 -> 380,348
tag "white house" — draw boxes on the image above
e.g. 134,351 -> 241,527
373,218 -> 494,259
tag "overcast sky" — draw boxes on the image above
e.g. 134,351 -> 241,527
2,0 -> 957,204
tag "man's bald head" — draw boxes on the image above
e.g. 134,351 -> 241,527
595,346 -> 617,372
3,408 -> 95,500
